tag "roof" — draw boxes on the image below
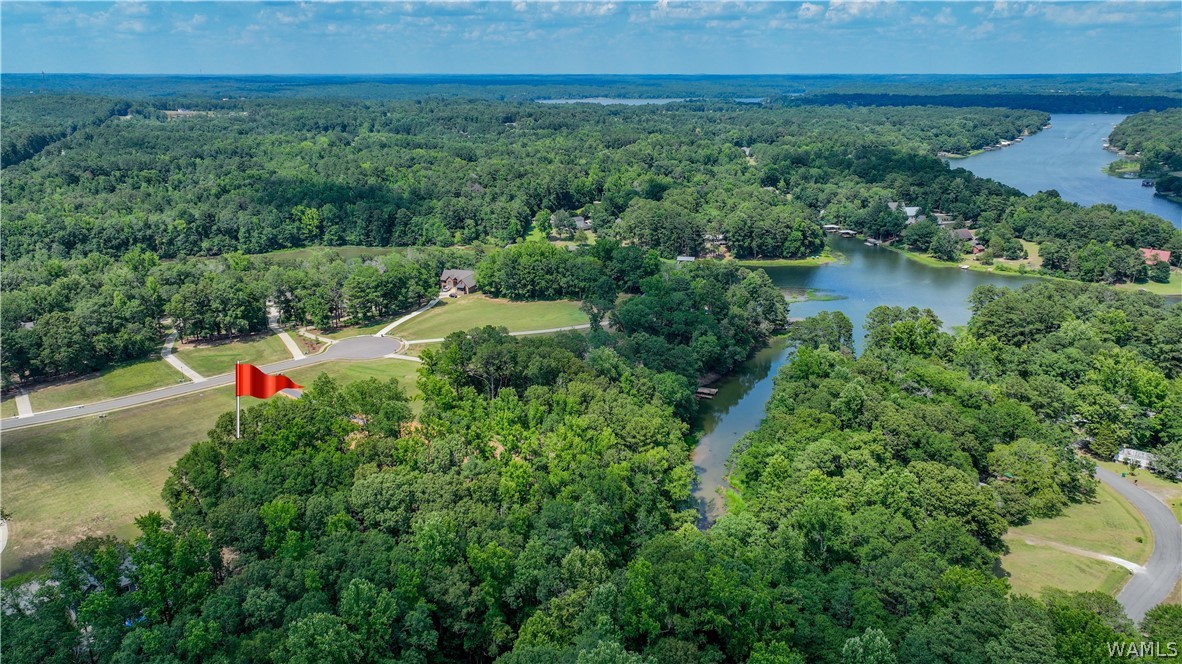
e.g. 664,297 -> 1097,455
904,206 -> 921,218
1117,448 -> 1157,463
1140,248 -> 1171,264
440,269 -> 477,289
955,229 -> 975,241
675,256 -> 696,262
887,202 -> 899,211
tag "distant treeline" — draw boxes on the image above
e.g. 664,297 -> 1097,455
3,72 -> 1179,102
795,93 -> 1182,114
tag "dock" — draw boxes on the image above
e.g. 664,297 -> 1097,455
695,387 -> 719,400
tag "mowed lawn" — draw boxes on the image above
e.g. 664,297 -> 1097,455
173,333 -> 291,377
320,317 -> 401,340
392,295 -> 587,341
1001,540 -> 1131,597
1,398 -> 17,419
258,245 -> 397,263
0,358 -> 422,578
1000,481 -> 1152,597
1096,460 -> 1182,522
1113,270 -> 1182,297
1,386 -> 232,577
284,359 -> 422,412
27,358 -> 186,412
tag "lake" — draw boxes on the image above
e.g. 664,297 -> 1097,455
536,97 -> 686,105
691,236 -> 1044,525
955,114 -> 1182,227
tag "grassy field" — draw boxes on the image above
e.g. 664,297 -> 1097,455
318,318 -> 398,340
1113,271 -> 1181,297
1,397 -> 17,419
26,358 -> 186,412
1096,460 -> 1182,522
392,295 -> 587,341
0,358 -> 422,578
1000,481 -> 1153,597
257,245 -> 398,263
1,386 -> 233,577
1001,540 -> 1131,597
733,255 -> 836,267
173,333 -> 291,377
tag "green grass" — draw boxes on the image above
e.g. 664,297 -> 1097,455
284,359 -> 422,406
173,333 -> 291,377
257,245 -> 398,263
1000,481 -> 1153,598
1,386 -> 233,578
392,295 -> 588,341
1114,271 -> 1182,297
1,397 -> 17,419
0,358 -> 423,578
1096,460 -> 1182,522
1011,482 -> 1152,561
1001,540 -> 1131,597
732,247 -> 842,268
887,244 -> 1061,281
27,358 -> 186,412
319,317 -> 400,340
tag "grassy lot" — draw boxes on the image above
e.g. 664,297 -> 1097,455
733,255 -> 835,267
285,359 -> 422,406
1,386 -> 232,577
173,333 -> 291,377
258,245 -> 397,263
1096,460 -> 1182,522
1001,540 -> 1131,597
0,358 -> 423,578
1,397 -> 17,419
888,244 -> 1062,281
1000,481 -> 1153,597
392,295 -> 587,341
27,358 -> 186,412
1113,271 -> 1181,297
319,318 -> 397,340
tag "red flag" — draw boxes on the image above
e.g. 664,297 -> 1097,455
235,363 -> 302,399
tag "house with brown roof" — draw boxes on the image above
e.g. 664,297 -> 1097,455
440,269 -> 477,294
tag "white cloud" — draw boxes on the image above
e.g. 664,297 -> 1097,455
798,2 -> 823,20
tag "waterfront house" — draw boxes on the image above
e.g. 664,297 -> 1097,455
1140,248 -> 1172,265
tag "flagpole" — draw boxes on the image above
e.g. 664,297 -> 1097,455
235,361 -> 241,439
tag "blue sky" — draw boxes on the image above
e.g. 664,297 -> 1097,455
2,1 -> 1179,75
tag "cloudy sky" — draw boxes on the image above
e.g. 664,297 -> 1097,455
2,1 -> 1179,75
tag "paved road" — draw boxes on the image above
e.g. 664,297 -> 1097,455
405,323 -> 592,345
1096,467 -> 1182,624
1,335 -> 406,431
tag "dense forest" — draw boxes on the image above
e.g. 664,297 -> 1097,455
5,280 -> 1180,663
1107,109 -> 1182,199
4,95 -> 1179,385
5,73 -> 1179,103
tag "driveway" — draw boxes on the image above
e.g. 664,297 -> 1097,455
1,335 -> 407,431
1096,466 -> 1182,623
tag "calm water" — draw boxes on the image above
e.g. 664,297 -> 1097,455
536,97 -> 686,105
692,237 -> 1043,525
956,114 -> 1181,227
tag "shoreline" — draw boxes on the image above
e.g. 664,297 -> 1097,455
731,250 -> 843,268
